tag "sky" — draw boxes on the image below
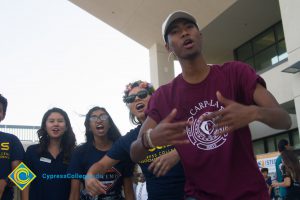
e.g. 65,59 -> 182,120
0,0 -> 156,143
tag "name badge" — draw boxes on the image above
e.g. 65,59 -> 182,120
40,157 -> 51,163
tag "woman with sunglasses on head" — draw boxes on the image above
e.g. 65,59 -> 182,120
85,81 -> 185,200
23,107 -> 76,200
68,106 -> 135,200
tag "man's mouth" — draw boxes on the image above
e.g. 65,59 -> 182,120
183,39 -> 194,48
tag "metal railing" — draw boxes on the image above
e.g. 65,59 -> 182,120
0,124 -> 40,142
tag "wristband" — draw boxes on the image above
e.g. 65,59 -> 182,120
146,129 -> 155,148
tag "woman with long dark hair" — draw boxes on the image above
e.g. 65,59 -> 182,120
23,107 -> 76,200
68,106 -> 134,200
272,149 -> 300,199
84,81 -> 185,200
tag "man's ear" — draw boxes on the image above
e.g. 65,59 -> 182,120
165,43 -> 171,52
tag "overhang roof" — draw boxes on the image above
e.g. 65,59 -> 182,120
70,0 -> 281,64
68,0 -> 288,140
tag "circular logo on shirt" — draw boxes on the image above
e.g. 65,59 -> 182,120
187,112 -> 228,150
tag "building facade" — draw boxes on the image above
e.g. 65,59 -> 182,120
70,0 -> 299,155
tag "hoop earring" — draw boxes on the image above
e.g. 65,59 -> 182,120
168,51 -> 177,62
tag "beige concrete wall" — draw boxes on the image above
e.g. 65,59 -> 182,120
260,61 -> 294,104
279,0 -> 300,136
149,43 -> 174,88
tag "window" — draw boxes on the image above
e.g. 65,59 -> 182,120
252,129 -> 299,155
253,140 -> 265,155
255,46 -> 277,71
234,21 -> 287,72
236,43 -> 252,61
292,130 -> 300,149
253,30 -> 275,54
266,137 -> 276,152
275,23 -> 284,40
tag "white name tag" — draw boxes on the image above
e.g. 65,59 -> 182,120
40,157 -> 51,163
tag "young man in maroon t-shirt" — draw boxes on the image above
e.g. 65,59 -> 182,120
130,11 -> 292,200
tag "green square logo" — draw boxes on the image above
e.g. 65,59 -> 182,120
8,162 -> 36,190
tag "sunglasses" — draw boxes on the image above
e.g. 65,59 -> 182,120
89,114 -> 109,122
124,90 -> 148,103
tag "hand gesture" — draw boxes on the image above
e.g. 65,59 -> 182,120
200,91 -> 256,135
151,109 -> 189,146
85,175 -> 107,197
148,150 -> 180,177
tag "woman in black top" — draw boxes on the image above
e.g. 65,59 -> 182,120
68,106 -> 134,200
84,81 -> 185,200
272,149 -> 300,200
23,107 -> 76,200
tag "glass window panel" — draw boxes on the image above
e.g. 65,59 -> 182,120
253,30 -> 275,54
278,40 -> 287,55
278,40 -> 287,61
244,58 -> 254,68
253,140 -> 265,155
236,42 -> 252,61
267,138 -> 276,153
254,46 -> 277,71
292,130 -> 300,149
234,21 -> 285,72
278,52 -> 288,61
275,23 -> 284,41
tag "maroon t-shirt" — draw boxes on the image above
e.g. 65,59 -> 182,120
146,61 -> 269,199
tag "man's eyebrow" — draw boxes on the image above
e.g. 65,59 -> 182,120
169,20 -> 194,30
168,22 -> 181,32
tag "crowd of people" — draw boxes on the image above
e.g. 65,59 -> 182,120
0,10 -> 299,200
259,139 -> 300,200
